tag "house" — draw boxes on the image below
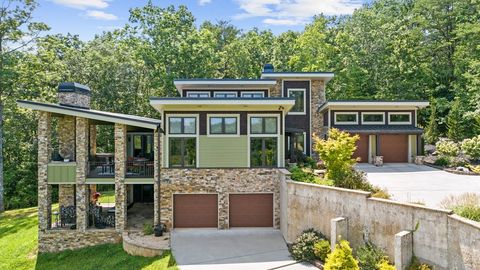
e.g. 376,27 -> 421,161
17,65 -> 428,252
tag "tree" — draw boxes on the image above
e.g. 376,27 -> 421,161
0,0 -> 48,212
425,99 -> 440,144
446,98 -> 465,141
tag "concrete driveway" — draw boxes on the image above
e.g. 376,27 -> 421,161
171,228 -> 315,270
357,163 -> 480,207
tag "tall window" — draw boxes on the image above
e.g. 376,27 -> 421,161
209,116 -> 238,135
287,89 -> 306,114
168,116 -> 197,167
249,116 -> 278,167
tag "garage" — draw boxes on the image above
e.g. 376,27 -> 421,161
173,194 -> 218,228
379,134 -> 408,163
353,134 -> 369,163
229,194 -> 273,227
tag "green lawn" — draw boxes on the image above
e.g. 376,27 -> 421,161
0,207 -> 178,270
97,190 -> 115,204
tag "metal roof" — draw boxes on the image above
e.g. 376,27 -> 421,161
334,125 -> 424,134
17,100 -> 161,130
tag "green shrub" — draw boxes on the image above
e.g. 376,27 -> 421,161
324,240 -> 359,270
435,139 -> 460,157
313,239 -> 331,262
461,135 -> 480,161
453,205 -> 480,222
333,168 -> 371,190
434,156 -> 451,167
143,223 -> 154,235
371,186 -> 391,199
289,166 -> 316,183
377,259 -> 396,270
291,229 -> 326,262
408,257 -> 432,270
356,242 -> 388,270
440,193 -> 480,222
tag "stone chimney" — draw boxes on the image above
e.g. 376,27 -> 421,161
57,82 -> 91,109
263,63 -> 274,73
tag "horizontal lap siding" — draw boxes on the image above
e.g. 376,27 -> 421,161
47,164 -> 76,184
199,136 -> 248,167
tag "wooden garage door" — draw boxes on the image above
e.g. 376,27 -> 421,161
229,194 -> 273,227
353,134 -> 369,163
173,194 -> 218,228
380,134 -> 408,163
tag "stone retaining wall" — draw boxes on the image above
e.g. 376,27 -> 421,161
280,176 -> 480,270
38,230 -> 121,253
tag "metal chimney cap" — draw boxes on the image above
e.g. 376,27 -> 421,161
58,82 -> 91,95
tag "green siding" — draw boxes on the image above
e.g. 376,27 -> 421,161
199,136 -> 248,167
47,163 -> 76,184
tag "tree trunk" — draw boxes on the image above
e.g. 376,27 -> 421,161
0,102 -> 4,212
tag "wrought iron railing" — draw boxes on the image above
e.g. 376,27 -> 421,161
87,161 -> 115,178
126,160 -> 154,178
87,160 -> 154,178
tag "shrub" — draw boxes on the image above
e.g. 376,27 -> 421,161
408,257 -> 432,270
143,223 -> 154,235
435,139 -> 460,157
434,156 -> 451,167
371,186 -> 391,199
314,129 -> 358,181
324,240 -> 359,270
461,135 -> 480,161
291,229 -> 326,262
289,166 -> 316,183
334,168 -> 371,190
377,259 -> 396,270
356,242 -> 388,270
440,193 -> 480,222
313,239 -> 331,262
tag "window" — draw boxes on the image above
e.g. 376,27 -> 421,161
241,92 -> 264,98
214,92 -> 237,98
169,137 -> 196,167
388,112 -> 411,124
287,89 -> 306,114
187,92 -> 210,98
209,116 -> 238,135
334,112 -> 358,124
250,137 -> 277,167
294,133 -> 305,153
250,117 -> 277,134
169,117 -> 196,134
362,113 -> 385,125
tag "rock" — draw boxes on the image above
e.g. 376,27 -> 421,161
456,166 -> 470,172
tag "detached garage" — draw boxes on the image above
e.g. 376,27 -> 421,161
379,134 -> 408,163
353,134 -> 369,163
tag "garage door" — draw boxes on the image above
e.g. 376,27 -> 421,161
229,194 -> 273,227
353,134 -> 369,163
379,134 -> 408,163
173,194 -> 218,228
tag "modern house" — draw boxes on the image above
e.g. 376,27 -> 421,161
18,65 -> 428,252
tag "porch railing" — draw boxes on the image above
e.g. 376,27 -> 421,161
87,160 -> 154,178
126,160 -> 154,178
87,161 -> 115,178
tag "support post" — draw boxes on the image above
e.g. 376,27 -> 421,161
153,128 -> 161,226
38,112 -> 52,231
395,231 -> 413,270
75,117 -> 89,231
330,217 -> 348,251
114,123 -> 127,232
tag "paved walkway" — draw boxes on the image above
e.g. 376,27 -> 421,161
357,163 -> 480,207
171,228 -> 316,270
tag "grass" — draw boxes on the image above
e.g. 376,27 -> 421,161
97,190 -> 115,204
0,207 -> 178,270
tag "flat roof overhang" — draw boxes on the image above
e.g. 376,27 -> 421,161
173,79 -> 277,94
149,97 -> 296,112
17,100 -> 162,130
260,72 -> 335,83
318,101 -> 430,112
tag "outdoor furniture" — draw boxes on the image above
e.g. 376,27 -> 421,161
89,204 -> 115,228
60,205 -> 76,228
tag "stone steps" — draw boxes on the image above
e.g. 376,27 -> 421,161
122,231 -> 170,257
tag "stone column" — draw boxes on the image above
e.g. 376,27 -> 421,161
395,231 -> 413,270
311,80 -> 326,158
76,117 -> 89,231
153,129 -> 161,226
330,217 -> 348,251
114,123 -> 127,232
89,125 -> 97,157
59,185 -> 75,207
38,111 -> 52,231
271,79 -> 282,97
58,115 -> 76,160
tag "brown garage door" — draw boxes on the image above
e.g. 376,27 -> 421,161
173,194 -> 218,228
353,134 -> 369,163
379,134 -> 408,163
229,194 -> 273,227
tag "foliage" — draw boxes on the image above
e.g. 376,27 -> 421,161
313,129 -> 359,182
467,164 -> 480,174
313,239 -> 331,262
143,222 -> 154,235
371,187 -> 391,199
377,259 -> 396,270
461,135 -> 480,161
408,257 -> 432,270
447,99 -> 467,142
289,166 -> 316,183
435,139 -> 460,157
441,193 -> 480,222
291,229 -> 327,262
424,100 -> 440,144
324,240 -> 360,270
356,242 -> 389,270
434,156 -> 451,167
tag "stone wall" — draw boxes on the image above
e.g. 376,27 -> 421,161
38,111 -> 52,231
39,230 -> 121,253
89,125 -> 97,156
76,117 -> 89,231
58,115 -> 75,160
58,92 -> 91,108
271,79 -> 282,97
310,79 -> 326,154
281,177 -> 480,270
59,184 -> 75,207
114,123 -> 127,232
160,168 -> 282,229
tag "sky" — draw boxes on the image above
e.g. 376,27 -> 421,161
34,0 -> 367,40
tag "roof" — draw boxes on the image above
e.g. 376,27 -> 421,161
334,125 -> 424,134
17,100 -> 161,130
173,79 -> 277,93
149,97 -> 296,112
260,71 -> 335,82
58,82 -> 91,94
318,100 -> 430,112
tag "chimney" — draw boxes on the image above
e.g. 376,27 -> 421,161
57,82 -> 91,109
263,63 -> 274,73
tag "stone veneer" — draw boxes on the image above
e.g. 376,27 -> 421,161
89,125 -> 97,156
114,123 -> 127,232
160,168 -> 282,229
58,91 -> 91,108
59,185 -> 75,207
153,129 -> 161,226
39,230 -> 121,253
310,79 -> 327,155
270,79 -> 283,97
38,111 -> 52,231
76,117 -> 89,231
58,115 -> 75,160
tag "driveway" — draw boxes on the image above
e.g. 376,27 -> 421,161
171,228 -> 316,270
357,163 -> 480,207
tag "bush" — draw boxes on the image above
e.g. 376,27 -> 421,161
313,239 -> 331,262
324,240 -> 359,270
291,229 -> 326,262
371,186 -> 391,199
408,257 -> 432,270
461,135 -> 480,161
435,139 -> 460,157
377,259 -> 396,270
440,193 -> 480,222
434,156 -> 451,167
143,223 -> 154,235
289,166 -> 316,183
334,168 -> 371,190
356,242 -> 389,270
